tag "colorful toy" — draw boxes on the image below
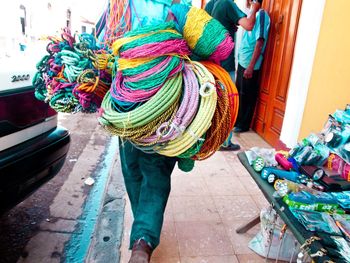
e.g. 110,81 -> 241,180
275,153 -> 293,170
253,157 -> 265,172
261,167 -> 300,182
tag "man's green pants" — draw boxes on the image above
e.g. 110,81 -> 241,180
119,139 -> 177,249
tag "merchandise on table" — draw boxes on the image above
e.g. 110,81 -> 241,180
333,214 -> 350,241
249,207 -> 300,261
283,191 -> 339,212
316,233 -> 350,262
291,209 -> 342,235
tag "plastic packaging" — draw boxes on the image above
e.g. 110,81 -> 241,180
283,191 -> 338,212
294,145 -> 313,164
326,153 -> 345,174
333,214 -> 350,241
261,167 -> 300,182
245,147 -> 278,167
248,207 -> 300,262
291,209 -> 342,235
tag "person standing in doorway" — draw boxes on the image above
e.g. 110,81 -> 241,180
234,0 -> 270,133
205,0 -> 261,151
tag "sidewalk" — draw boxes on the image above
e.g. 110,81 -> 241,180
120,131 -> 274,263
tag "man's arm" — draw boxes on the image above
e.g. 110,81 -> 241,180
243,38 -> 264,78
166,0 -> 181,21
238,2 -> 261,31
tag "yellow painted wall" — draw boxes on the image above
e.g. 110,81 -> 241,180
299,0 -> 350,139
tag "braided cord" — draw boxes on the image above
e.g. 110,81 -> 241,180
99,73 -> 183,129
156,62 -> 217,157
200,61 -> 239,130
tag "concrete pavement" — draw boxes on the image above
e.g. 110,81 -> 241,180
16,114 -> 125,263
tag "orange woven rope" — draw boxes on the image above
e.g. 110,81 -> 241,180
56,66 -> 66,80
76,76 -> 109,99
192,61 -> 239,160
200,61 -> 239,130
101,0 -> 132,47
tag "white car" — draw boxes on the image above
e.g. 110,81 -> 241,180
0,54 -> 70,213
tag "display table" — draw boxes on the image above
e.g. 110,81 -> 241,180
237,152 -> 334,262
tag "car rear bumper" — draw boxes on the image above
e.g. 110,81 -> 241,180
0,126 -> 70,212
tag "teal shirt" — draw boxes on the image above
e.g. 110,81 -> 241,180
131,0 -> 192,29
205,0 -> 246,72
238,9 -> 270,70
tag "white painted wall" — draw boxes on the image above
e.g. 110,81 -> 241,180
280,0 -> 326,148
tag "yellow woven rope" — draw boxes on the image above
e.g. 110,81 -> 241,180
117,54 -> 187,71
117,56 -> 157,71
92,53 -> 112,70
183,8 -> 211,50
194,80 -> 231,160
156,61 -> 217,156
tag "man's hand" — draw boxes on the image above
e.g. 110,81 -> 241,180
251,2 -> 261,13
243,67 -> 254,79
238,2 -> 261,31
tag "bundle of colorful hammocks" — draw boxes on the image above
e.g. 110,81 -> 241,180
33,4 -> 239,171
98,18 -> 239,164
33,28 -> 112,113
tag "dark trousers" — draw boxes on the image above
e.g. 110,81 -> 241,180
119,139 -> 177,249
235,64 -> 260,131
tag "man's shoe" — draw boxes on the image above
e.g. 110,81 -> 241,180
219,143 -> 241,151
233,127 -> 249,133
128,239 -> 153,263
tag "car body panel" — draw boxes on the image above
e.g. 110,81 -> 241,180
0,57 -> 71,213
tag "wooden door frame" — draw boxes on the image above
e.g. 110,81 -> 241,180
280,0 -> 327,148
253,0 -> 303,150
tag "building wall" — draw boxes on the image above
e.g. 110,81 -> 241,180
299,0 -> 350,139
280,0 -> 325,148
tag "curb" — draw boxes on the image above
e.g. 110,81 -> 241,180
63,137 -> 126,263
86,140 -> 126,263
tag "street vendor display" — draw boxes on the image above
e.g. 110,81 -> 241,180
242,105 -> 350,262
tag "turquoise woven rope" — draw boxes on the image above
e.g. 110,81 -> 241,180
170,4 -> 190,33
123,57 -> 183,90
193,19 -> 227,58
121,32 -> 183,52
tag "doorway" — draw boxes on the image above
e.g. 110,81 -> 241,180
253,0 -> 303,149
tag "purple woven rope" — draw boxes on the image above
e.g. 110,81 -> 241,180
120,39 -> 190,59
138,63 -> 200,144
124,56 -> 173,82
208,33 -> 234,64
51,79 -> 74,94
111,58 -> 184,103
110,71 -> 160,103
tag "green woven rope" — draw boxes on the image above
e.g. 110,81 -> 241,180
99,73 -> 183,129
